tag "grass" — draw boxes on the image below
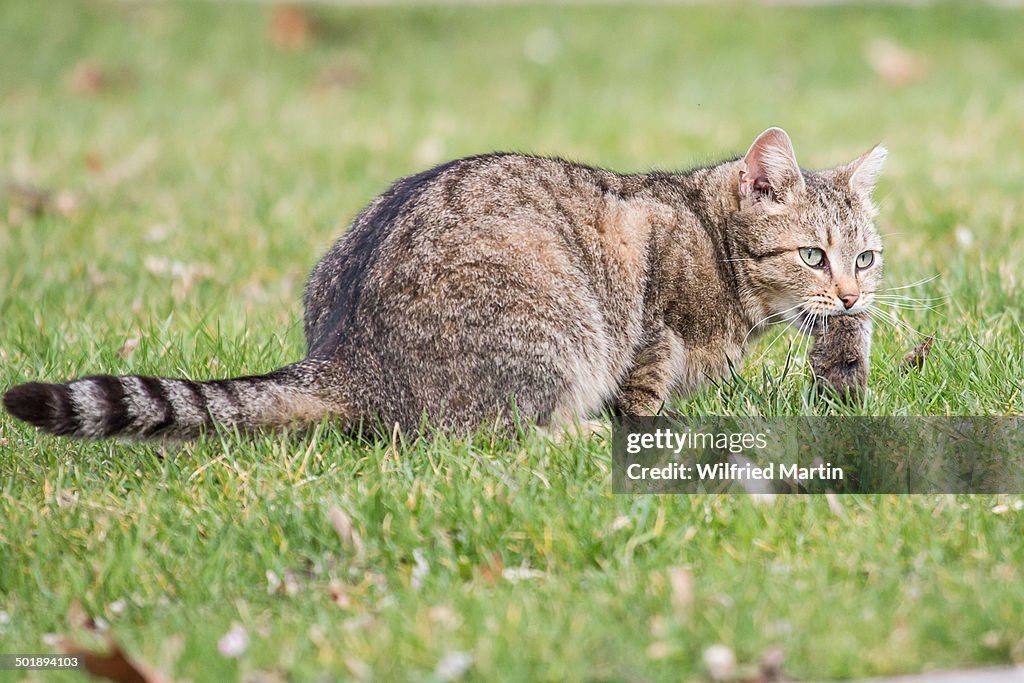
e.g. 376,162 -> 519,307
1,1 -> 1023,680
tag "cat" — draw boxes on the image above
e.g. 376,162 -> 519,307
3,127 -> 885,440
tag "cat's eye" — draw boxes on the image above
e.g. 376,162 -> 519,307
856,251 -> 875,269
799,247 -> 825,268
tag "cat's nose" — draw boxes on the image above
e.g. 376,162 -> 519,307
839,293 -> 859,309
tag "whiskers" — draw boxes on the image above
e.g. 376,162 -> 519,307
740,302 -> 804,350
746,306 -> 822,377
865,303 -> 942,341
864,273 -> 946,341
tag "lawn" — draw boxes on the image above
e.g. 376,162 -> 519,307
1,1 -> 1023,680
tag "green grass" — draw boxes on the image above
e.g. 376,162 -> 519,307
1,2 -> 1023,680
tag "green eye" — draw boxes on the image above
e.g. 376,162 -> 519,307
856,251 -> 875,269
799,247 -> 825,267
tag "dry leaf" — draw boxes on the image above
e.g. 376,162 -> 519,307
666,566 -> 694,611
68,599 -> 107,633
54,190 -> 81,217
217,622 -> 249,658
434,651 -> 473,682
4,181 -> 55,216
646,640 -> 672,660
900,334 -> 935,372
68,61 -> 106,94
143,256 -> 213,297
411,548 -> 429,590
477,552 -> 505,585
314,57 -> 365,90
703,644 -> 737,682
756,647 -> 785,682
500,566 -> 545,582
270,5 -> 313,49
67,61 -> 135,95
385,421 -> 401,465
825,491 -> 847,520
86,151 -> 105,175
97,140 -> 159,188
61,637 -> 171,683
864,38 -> 926,87
328,504 -> 365,561
118,337 -> 140,360
328,580 -> 352,609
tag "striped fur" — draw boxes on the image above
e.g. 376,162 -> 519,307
2,360 -> 339,440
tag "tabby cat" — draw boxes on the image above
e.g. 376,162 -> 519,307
3,127 -> 884,439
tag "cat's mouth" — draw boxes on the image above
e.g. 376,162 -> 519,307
796,295 -> 870,320
787,303 -> 863,336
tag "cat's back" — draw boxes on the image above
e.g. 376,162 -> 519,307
303,153 -> 634,357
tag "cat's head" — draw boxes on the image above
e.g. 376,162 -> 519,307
730,127 -> 886,326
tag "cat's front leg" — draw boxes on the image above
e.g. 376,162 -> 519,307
613,328 -> 675,416
810,312 -> 872,400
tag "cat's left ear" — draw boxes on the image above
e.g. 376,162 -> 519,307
846,144 -> 887,198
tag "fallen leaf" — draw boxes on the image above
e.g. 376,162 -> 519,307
328,580 -> 352,609
646,641 -> 673,660
314,56 -> 365,90
825,491 -> 847,520
955,224 -> 974,248
478,552 -> 504,585
385,421 -> 401,465
217,622 -> 249,658
666,566 -> 694,611
610,515 -> 632,531
68,599 -> 107,633
411,548 -> 429,590
757,647 -> 785,682
118,337 -> 140,360
97,139 -> 159,188
68,61 -> 106,94
864,38 -> 926,87
143,256 -> 213,297
434,651 -> 473,682
60,637 -> 171,683
501,566 -> 546,582
67,61 -> 135,95
900,334 -> 935,372
270,5 -> 313,49
703,644 -> 737,682
4,181 -> 55,216
427,605 -> 459,628
328,504 -> 366,561
54,190 -> 81,217
85,151 -> 105,175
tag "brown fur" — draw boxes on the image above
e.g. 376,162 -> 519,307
3,128 -> 886,439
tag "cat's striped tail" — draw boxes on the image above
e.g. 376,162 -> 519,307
2,359 -> 344,440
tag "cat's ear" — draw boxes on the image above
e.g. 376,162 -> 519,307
739,127 -> 805,210
846,144 -> 887,198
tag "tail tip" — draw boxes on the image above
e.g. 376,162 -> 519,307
3,382 -> 76,435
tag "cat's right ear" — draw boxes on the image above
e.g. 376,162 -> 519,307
739,127 -> 805,210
